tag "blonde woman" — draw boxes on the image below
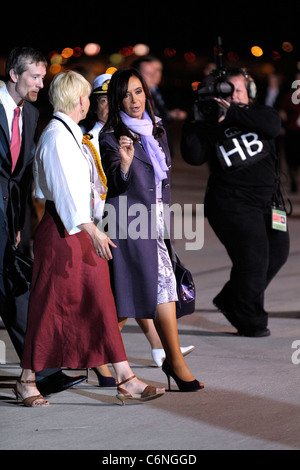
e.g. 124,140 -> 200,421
16,71 -> 164,406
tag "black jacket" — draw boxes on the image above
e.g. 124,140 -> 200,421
181,103 -> 281,190
0,100 -> 39,244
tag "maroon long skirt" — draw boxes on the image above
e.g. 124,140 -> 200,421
21,203 -> 127,372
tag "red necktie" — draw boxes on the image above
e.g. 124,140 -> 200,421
10,107 -> 21,172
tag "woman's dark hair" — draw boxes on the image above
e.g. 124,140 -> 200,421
102,67 -> 164,140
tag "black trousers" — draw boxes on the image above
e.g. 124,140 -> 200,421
1,244 -> 30,359
1,243 -> 60,379
205,186 -> 290,333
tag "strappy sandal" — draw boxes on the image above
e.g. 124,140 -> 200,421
13,379 -> 50,407
116,375 -> 165,405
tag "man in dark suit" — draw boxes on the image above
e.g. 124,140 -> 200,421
0,47 -> 86,395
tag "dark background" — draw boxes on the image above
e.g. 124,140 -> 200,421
1,2 -> 300,113
1,2 -> 299,58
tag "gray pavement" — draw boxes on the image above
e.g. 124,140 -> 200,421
1,137 -> 300,451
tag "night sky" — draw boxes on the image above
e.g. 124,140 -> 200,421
1,2 -> 299,60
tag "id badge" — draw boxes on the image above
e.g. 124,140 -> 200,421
90,187 -> 95,222
272,207 -> 287,232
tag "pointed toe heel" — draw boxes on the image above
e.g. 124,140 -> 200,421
162,360 -> 204,392
91,367 -> 116,387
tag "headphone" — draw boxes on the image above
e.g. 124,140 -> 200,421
226,68 -> 257,101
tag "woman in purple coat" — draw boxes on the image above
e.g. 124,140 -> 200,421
100,68 -> 204,392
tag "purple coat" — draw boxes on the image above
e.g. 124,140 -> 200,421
99,123 -> 173,319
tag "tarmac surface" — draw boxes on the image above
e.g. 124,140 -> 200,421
0,126 -> 300,452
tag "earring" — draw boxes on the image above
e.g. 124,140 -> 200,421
82,108 -> 85,114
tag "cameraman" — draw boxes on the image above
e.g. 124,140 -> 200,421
181,68 -> 290,337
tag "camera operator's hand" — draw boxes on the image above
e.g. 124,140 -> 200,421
214,98 -> 231,122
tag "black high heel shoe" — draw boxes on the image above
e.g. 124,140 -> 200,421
162,360 -> 204,392
91,368 -> 116,387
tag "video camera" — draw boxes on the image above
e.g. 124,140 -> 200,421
194,37 -> 234,122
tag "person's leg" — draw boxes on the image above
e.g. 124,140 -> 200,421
15,369 -> 49,406
112,360 -> 165,404
90,317 -> 129,385
154,302 -> 195,382
118,317 -> 128,330
112,361 -> 153,393
209,204 -> 271,333
1,244 -> 63,381
265,213 -> 290,288
2,275 -> 29,359
136,318 -> 163,349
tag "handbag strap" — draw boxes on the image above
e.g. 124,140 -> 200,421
53,116 -> 82,150
52,115 -> 95,186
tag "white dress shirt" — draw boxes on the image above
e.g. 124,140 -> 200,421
85,121 -> 106,223
34,112 -> 93,235
0,84 -> 23,140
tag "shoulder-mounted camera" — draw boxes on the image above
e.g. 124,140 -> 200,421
194,37 -> 234,122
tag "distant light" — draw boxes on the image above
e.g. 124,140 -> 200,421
47,50 -> 59,60
61,48 -> 73,59
84,43 -> 101,56
73,47 -> 83,57
271,50 -> 281,61
49,63 -> 62,75
109,53 -> 124,65
50,53 -> 63,65
119,46 -> 134,57
261,64 -> 275,75
282,42 -> 293,52
191,81 -> 200,91
106,67 -> 118,75
251,46 -> 263,57
184,52 -> 196,63
133,43 -> 150,56
164,48 -> 176,58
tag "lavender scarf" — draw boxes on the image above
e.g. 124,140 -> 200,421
120,110 -> 169,185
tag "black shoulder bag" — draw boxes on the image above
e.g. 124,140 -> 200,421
173,254 -> 196,318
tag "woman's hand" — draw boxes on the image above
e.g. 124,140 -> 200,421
119,136 -> 134,174
78,222 -> 117,260
92,228 -> 117,260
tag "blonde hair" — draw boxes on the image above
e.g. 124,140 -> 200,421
49,70 -> 91,113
